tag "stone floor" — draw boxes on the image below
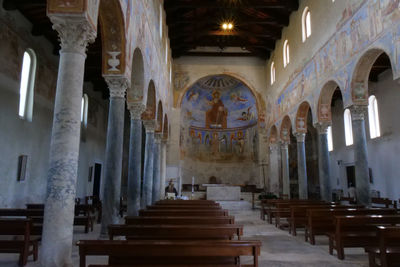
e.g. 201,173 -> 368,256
0,201 -> 369,266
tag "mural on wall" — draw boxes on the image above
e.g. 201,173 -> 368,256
180,75 -> 259,163
270,0 -> 400,127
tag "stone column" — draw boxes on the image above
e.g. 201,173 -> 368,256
152,133 -> 162,203
159,138 -> 167,199
315,123 -> 332,202
126,102 -> 146,216
268,143 -> 280,195
40,18 -> 96,266
100,77 -> 128,236
351,105 -> 371,206
280,141 -> 290,198
296,132 -> 308,199
142,120 -> 156,208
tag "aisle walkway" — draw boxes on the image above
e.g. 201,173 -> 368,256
219,201 -> 368,267
1,201 -> 369,266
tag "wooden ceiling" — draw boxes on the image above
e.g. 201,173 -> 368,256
164,0 -> 299,59
2,0 -> 109,99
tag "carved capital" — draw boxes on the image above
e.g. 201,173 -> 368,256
143,120 -> 156,133
127,102 -> 146,120
104,77 -> 128,98
295,132 -> 306,143
314,122 -> 331,135
154,133 -> 163,144
50,16 -> 96,55
280,141 -> 289,149
269,143 -> 280,153
350,105 -> 368,121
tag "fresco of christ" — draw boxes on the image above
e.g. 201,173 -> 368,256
206,90 -> 227,129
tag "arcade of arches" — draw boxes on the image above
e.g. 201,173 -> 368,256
1,0 -> 400,266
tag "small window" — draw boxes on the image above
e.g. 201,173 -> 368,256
283,40 -> 290,68
169,65 -> 172,83
165,41 -> 168,64
159,4 -> 163,39
344,109 -> 353,146
270,62 -> 276,85
368,95 -> 381,139
302,7 -> 311,42
18,49 -> 37,121
81,94 -> 88,128
327,126 -> 333,152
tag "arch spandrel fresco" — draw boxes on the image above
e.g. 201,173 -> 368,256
180,75 -> 258,163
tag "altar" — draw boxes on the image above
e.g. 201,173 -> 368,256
203,184 -> 241,201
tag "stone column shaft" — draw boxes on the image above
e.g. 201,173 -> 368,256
152,133 -> 162,203
100,78 -> 128,235
159,139 -> 167,199
268,143 -> 280,195
127,103 -> 145,216
316,123 -> 332,201
296,133 -> 308,199
41,18 -> 96,267
281,142 -> 290,198
351,105 -> 371,205
142,120 -> 155,208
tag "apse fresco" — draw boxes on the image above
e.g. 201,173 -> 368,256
180,75 -> 258,163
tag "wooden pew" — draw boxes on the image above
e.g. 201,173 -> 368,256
85,196 -> 102,223
0,209 -> 44,217
155,200 -> 219,206
125,216 -> 235,225
306,208 -> 397,245
77,240 -> 261,267
371,197 -> 397,209
139,209 -> 229,217
0,218 -> 39,266
108,224 -> 243,240
328,214 -> 400,260
365,226 -> 400,267
147,205 -> 222,210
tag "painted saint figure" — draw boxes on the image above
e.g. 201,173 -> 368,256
206,90 -> 228,129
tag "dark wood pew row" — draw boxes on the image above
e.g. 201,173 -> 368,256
305,208 -> 397,245
147,205 -> 222,210
328,215 -> 400,260
108,224 -> 243,240
125,215 -> 235,225
0,218 -> 39,266
139,209 -> 229,217
77,240 -> 261,267
0,209 -> 44,217
155,200 -> 220,206
371,197 -> 397,209
288,204 -> 364,235
365,226 -> 400,267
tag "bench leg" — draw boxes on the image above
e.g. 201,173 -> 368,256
33,242 -> 38,261
310,234 -> 315,245
328,237 -> 333,255
336,241 -> 345,260
367,252 -> 377,267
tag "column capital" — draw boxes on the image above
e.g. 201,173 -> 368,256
350,104 -> 368,121
127,102 -> 146,120
294,132 -> 306,143
314,122 -> 331,135
269,143 -> 280,152
50,16 -> 96,55
280,141 -> 289,149
104,76 -> 128,98
154,133 -> 163,143
143,120 -> 156,133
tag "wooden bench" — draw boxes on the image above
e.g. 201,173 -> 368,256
371,198 -> 397,209
77,240 -> 261,267
365,226 -> 400,267
305,208 -> 397,245
147,205 -> 222,210
108,224 -> 243,240
85,196 -> 102,223
0,218 -> 39,266
0,208 -> 44,217
139,209 -> 229,217
125,216 -> 235,225
328,214 -> 400,260
155,200 -> 219,206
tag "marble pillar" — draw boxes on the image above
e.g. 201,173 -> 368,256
40,18 -> 96,266
126,103 -> 146,216
142,120 -> 156,208
316,123 -> 332,201
281,142 -> 290,198
159,139 -> 167,199
296,133 -> 308,199
268,143 -> 280,195
100,77 -> 128,236
152,133 -> 162,203
351,105 -> 371,206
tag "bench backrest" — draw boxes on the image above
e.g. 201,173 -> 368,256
335,215 -> 400,234
147,205 -> 221,210
0,208 -> 44,217
139,209 -> 228,217
125,216 -> 234,225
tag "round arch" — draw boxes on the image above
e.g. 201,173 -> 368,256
128,48 -> 145,102
269,125 -> 278,144
280,115 -> 292,142
142,80 -> 156,120
99,0 -> 126,76
163,114 -> 169,139
295,101 -> 312,133
317,80 -> 342,123
156,100 -> 163,132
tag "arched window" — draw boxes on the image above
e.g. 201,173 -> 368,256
169,65 -> 172,83
165,40 -> 168,64
302,7 -> 311,42
283,40 -> 290,68
81,94 -> 88,128
368,95 -> 381,139
159,4 -> 163,39
18,49 -> 37,121
270,62 -> 276,85
344,108 -> 353,146
327,126 -> 333,151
